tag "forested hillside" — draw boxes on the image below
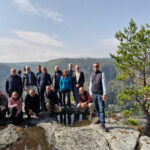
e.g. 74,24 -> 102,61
0,63 -> 11,90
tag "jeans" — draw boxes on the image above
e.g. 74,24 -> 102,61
73,87 -> 79,104
93,94 -> 105,126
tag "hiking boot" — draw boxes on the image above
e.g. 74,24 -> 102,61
93,118 -> 100,124
100,125 -> 109,132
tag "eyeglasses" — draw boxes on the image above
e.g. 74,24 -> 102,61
93,65 -> 98,67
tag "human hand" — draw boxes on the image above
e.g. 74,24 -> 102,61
55,104 -> 58,109
15,113 -> 18,117
29,109 -> 33,115
90,94 -> 93,98
102,95 -> 106,101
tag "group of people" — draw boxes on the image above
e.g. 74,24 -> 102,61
0,62 -> 107,131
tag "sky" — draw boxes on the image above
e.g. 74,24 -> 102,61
0,0 -> 150,62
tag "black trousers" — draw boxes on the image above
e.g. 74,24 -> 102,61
25,104 -> 40,116
55,88 -> 62,106
0,107 -> 7,120
62,90 -> 71,108
9,108 -> 23,123
39,87 -> 46,110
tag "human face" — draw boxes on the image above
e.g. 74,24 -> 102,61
68,64 -> 73,70
37,66 -> 41,72
29,90 -> 35,97
26,67 -> 30,73
11,69 -> 16,77
12,92 -> 19,100
63,70 -> 67,76
93,64 -> 99,72
79,87 -> 84,94
55,66 -> 59,72
42,68 -> 47,74
46,86 -> 51,93
75,65 -> 79,72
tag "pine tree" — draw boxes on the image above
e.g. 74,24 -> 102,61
110,19 -> 150,136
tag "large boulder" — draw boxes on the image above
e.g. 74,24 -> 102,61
0,125 -> 19,149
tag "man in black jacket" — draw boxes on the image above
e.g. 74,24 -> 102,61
23,66 -> 37,95
52,66 -> 62,106
0,90 -> 8,121
72,65 -> 85,104
38,66 -> 52,110
24,89 -> 40,119
6,68 -> 23,97
44,85 -> 61,115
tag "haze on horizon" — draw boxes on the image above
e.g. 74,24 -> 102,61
0,0 -> 150,63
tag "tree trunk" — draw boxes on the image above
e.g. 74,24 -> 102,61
145,114 -> 150,136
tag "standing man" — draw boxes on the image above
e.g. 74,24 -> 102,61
36,65 -> 42,94
52,66 -> 62,106
38,66 -> 52,110
67,63 -> 75,105
23,66 -> 37,95
72,65 -> 85,104
6,68 -> 23,97
89,62 -> 108,132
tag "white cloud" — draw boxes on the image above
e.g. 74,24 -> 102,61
13,0 -> 38,14
14,30 -> 63,47
39,9 -> 64,23
0,31 -> 64,62
94,38 -> 119,57
13,0 -> 64,22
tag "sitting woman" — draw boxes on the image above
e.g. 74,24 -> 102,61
8,91 -> 23,124
60,70 -> 72,108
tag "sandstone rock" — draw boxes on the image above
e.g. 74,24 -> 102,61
0,124 -> 19,148
38,118 -> 141,150
139,136 -> 150,150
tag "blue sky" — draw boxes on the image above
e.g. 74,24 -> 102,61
0,0 -> 150,62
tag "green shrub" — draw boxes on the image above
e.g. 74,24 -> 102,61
125,118 -> 139,126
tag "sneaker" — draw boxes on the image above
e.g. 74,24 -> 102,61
100,125 -> 109,132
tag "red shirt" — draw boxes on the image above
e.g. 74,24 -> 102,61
79,91 -> 92,104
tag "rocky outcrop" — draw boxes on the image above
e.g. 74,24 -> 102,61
1,116 -> 150,150
38,118 -> 141,150
0,125 -> 19,149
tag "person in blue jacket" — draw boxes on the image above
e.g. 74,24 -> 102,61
38,66 -> 52,111
60,70 -> 72,108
